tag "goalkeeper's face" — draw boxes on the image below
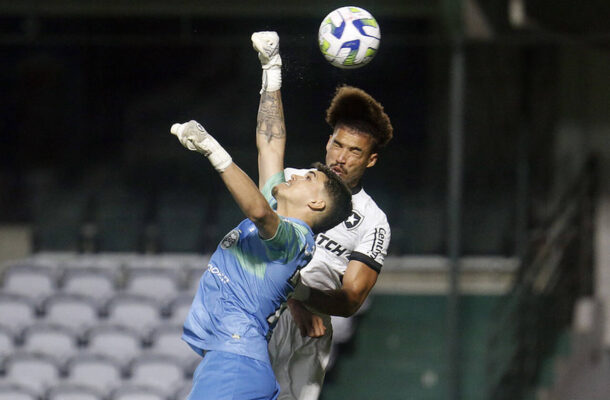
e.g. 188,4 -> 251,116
325,125 -> 378,189
272,170 -> 330,213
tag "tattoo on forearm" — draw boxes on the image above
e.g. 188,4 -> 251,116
257,91 -> 286,143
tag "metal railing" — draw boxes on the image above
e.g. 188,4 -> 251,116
486,157 -> 596,400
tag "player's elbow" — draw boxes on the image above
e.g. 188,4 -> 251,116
336,297 -> 363,318
248,202 -> 275,225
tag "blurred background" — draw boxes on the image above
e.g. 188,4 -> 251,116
0,0 -> 609,399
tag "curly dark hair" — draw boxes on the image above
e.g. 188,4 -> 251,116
325,85 -> 393,151
312,162 -> 352,234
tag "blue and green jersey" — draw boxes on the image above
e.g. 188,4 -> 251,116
182,172 -> 315,363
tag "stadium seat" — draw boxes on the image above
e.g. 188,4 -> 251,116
164,293 -> 195,325
104,294 -> 163,334
59,267 -> 118,303
21,322 -> 81,363
0,293 -> 38,331
46,383 -> 105,400
64,353 -> 124,393
0,382 -> 40,400
2,352 -> 62,394
109,383 -> 169,400
0,324 -> 17,357
83,324 -> 144,365
147,324 -> 200,365
183,264 -> 207,293
173,383 -> 192,400
41,293 -> 100,332
127,354 -> 186,394
122,267 -> 183,302
1,265 -> 58,302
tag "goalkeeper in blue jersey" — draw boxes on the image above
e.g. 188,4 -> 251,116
169,120 -> 351,400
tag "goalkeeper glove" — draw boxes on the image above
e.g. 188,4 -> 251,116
170,120 -> 232,173
251,31 -> 282,94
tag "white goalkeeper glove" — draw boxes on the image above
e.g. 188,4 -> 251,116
170,120 -> 232,173
251,31 -> 282,94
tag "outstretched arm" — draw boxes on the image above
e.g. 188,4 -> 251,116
252,31 -> 286,188
171,120 -> 280,239
293,260 -> 379,317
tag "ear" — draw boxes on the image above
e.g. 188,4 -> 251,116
307,199 -> 326,212
366,152 -> 378,168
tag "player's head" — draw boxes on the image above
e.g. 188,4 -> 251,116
325,85 -> 393,189
273,163 -> 352,234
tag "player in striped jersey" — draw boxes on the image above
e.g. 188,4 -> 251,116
170,120 -> 351,400
252,31 -> 393,399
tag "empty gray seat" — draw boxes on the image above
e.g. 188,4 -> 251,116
127,354 -> 185,394
42,293 -> 100,332
1,265 -> 57,302
0,324 -> 16,357
46,383 -> 105,400
0,293 -> 38,331
21,322 -> 80,363
64,353 -> 124,393
60,267 -> 118,303
83,324 -> 144,365
123,267 -> 182,302
109,384 -> 169,400
3,352 -> 62,394
147,324 -> 199,365
104,294 -> 162,334
165,293 -> 195,325
0,382 -> 40,400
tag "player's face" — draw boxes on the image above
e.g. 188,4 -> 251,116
274,170 -> 328,205
325,125 -> 378,189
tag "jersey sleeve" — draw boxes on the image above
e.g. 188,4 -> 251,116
261,171 -> 285,210
262,218 -> 311,263
349,219 -> 391,273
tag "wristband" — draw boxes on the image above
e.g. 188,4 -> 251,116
291,282 -> 311,301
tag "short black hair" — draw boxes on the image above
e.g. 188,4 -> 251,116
312,162 -> 352,234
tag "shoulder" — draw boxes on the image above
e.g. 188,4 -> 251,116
351,189 -> 390,230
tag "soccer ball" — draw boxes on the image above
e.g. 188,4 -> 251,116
318,6 -> 381,69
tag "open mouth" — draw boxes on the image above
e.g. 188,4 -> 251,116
331,166 -> 344,176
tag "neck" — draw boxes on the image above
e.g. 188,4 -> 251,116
276,203 -> 314,229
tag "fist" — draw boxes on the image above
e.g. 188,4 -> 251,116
170,120 -> 208,152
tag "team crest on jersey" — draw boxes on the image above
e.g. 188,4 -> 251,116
220,229 -> 239,249
344,211 -> 363,230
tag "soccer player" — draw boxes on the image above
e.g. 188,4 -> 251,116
170,120 -> 352,400
252,32 -> 393,399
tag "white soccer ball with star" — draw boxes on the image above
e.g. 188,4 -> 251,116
318,6 -> 381,69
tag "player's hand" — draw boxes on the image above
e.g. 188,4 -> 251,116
170,120 -> 209,153
170,120 -> 232,172
251,31 -> 282,93
252,31 -> 281,68
288,298 -> 327,338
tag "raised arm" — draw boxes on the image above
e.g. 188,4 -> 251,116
171,121 -> 280,239
252,31 -> 286,188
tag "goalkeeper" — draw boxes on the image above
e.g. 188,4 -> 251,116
252,31 -> 393,400
171,119 -> 351,399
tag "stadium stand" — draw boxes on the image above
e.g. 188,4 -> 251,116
59,266 -> 119,303
0,382 -> 40,400
46,382 -> 106,400
21,322 -> 81,363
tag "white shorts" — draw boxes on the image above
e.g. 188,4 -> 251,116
268,309 -> 333,400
